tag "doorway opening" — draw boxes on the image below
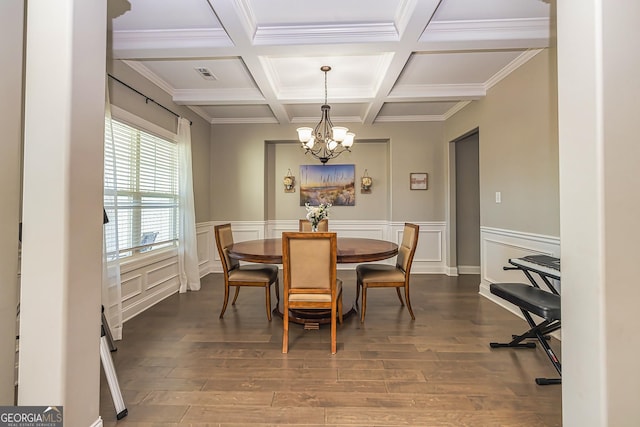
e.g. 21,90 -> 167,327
447,128 -> 480,275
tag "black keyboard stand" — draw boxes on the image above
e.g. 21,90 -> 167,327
491,256 -> 562,385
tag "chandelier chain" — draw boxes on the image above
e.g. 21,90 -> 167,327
296,65 -> 355,164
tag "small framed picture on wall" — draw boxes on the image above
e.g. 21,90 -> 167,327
410,173 -> 428,190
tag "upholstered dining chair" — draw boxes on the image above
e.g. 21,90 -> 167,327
355,223 -> 419,323
299,219 -> 328,232
214,223 -> 279,320
282,232 -> 342,354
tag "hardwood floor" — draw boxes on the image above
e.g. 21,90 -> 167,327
100,272 -> 562,426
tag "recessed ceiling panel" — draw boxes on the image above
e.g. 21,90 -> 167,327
111,0 -> 221,30
109,0 -> 551,124
397,50 -> 526,85
431,0 -> 550,21
247,0 -> 399,25
138,58 -> 256,90
262,54 -> 392,101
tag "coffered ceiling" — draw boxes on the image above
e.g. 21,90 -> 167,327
108,0 -> 550,125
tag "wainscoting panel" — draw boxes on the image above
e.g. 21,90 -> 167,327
196,226 -> 213,277
145,260 -> 179,291
389,222 -> 447,274
120,272 -> 142,302
480,226 -> 560,319
118,248 -> 181,323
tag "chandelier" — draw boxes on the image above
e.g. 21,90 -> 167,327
297,66 -> 355,164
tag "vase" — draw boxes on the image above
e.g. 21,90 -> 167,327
311,224 -> 318,232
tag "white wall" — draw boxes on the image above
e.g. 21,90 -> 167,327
558,0 -> 640,424
19,2 -> 106,426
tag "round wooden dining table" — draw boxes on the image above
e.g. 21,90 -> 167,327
227,237 -> 399,325
228,237 -> 398,265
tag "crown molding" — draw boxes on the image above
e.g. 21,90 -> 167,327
389,84 -> 486,101
484,48 -> 543,90
419,17 -> 550,49
122,60 -> 174,96
172,88 -> 265,104
254,22 -> 398,45
375,114 -> 445,123
442,101 -> 472,120
112,28 -> 232,52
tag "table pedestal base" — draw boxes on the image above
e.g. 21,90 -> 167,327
273,306 -> 356,326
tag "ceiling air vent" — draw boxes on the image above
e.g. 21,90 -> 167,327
195,67 -> 216,80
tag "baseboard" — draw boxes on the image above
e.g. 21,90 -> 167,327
90,417 -> 103,427
458,265 -> 480,274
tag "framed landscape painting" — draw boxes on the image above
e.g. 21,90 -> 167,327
300,164 -> 355,206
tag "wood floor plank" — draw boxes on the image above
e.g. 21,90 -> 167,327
182,405 -> 325,424
141,390 -> 274,406
100,273 -> 562,426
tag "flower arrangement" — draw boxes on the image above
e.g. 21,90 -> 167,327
305,202 -> 331,231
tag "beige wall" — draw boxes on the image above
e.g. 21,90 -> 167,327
107,60 -> 212,223
0,0 -> 24,404
445,49 -> 560,237
269,140 -> 389,220
211,122 -> 445,222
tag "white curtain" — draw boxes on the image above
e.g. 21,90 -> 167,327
102,87 -> 123,339
177,117 -> 201,292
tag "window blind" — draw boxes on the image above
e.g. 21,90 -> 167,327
104,118 -> 179,258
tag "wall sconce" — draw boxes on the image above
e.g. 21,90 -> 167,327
361,169 -> 372,194
283,169 -> 295,193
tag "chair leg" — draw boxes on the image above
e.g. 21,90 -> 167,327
331,305 -> 337,354
265,285 -> 272,321
355,278 -> 361,306
360,286 -> 367,323
275,278 -> 280,305
231,287 -> 240,305
395,287 -> 404,306
404,284 -> 415,320
219,283 -> 230,318
282,299 -> 289,353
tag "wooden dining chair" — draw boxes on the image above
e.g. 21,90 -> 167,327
355,223 -> 419,322
282,232 -> 342,354
299,219 -> 328,232
214,223 -> 279,320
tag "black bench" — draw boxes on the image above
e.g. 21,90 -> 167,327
489,282 -> 562,385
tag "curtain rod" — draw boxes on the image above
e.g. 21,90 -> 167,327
107,74 -> 192,125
